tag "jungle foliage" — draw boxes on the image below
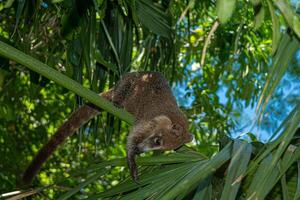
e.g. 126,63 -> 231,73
0,0 -> 300,199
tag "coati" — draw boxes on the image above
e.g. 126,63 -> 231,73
22,72 -> 193,184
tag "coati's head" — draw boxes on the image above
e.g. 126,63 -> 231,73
135,115 -> 192,152
126,115 -> 193,181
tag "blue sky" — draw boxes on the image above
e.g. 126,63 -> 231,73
173,50 -> 300,142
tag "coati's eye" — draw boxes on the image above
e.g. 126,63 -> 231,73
153,137 -> 162,146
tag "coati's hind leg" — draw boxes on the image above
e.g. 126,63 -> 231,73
87,88 -> 122,109
100,88 -> 114,101
99,88 -> 125,108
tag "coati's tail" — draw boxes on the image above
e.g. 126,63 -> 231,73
22,90 -> 114,185
22,105 -> 99,185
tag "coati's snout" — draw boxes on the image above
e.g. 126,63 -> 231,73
126,115 -> 193,182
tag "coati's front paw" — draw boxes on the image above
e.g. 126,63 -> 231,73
126,150 -> 140,184
131,166 -> 140,184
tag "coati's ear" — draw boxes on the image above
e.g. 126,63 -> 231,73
151,115 -> 172,131
171,124 -> 183,137
184,133 -> 194,143
153,115 -> 172,125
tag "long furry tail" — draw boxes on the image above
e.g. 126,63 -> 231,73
22,91 -> 114,185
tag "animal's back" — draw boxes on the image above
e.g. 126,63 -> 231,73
114,72 -> 187,131
116,72 -> 175,115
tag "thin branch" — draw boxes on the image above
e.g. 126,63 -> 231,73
177,0 -> 195,25
200,20 -> 220,67
2,188 -> 41,200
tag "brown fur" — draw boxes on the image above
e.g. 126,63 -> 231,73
22,72 -> 192,184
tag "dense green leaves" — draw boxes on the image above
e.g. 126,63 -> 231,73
0,41 -> 134,125
0,0 -> 300,199
216,0 -> 236,24
135,0 -> 172,39
267,0 -> 281,55
220,141 -> 252,200
256,34 -> 300,117
274,0 -> 300,38
246,103 -> 300,199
